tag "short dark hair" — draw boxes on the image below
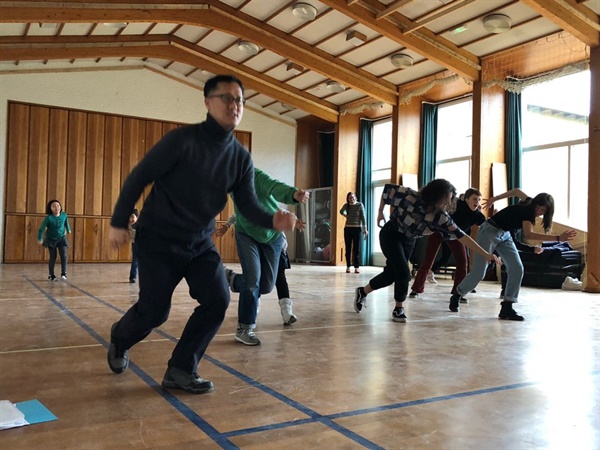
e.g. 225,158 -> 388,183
420,179 -> 456,208
204,75 -> 245,97
46,199 -> 62,215
464,188 -> 481,199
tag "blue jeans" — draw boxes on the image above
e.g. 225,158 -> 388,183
456,221 -> 523,303
232,231 -> 283,329
129,242 -> 139,281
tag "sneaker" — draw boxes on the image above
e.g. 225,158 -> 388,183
449,293 -> 460,312
48,275 -> 57,281
235,328 -> 261,346
279,298 -> 297,325
107,323 -> 129,374
426,271 -> 437,284
392,307 -> 407,323
354,268 -> 360,274
61,274 -> 67,280
224,267 -> 237,290
408,291 -> 418,298
498,302 -> 524,321
460,296 -> 469,304
129,278 -> 136,283
562,276 -> 583,291
471,289 -> 477,293
161,366 -> 214,394
354,287 -> 367,313
346,267 -> 351,273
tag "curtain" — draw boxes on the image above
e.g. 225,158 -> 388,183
505,91 -> 522,204
318,132 -> 335,187
357,119 -> 373,266
419,103 -> 438,188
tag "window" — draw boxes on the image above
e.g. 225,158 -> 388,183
371,119 -> 392,264
435,98 -> 472,196
521,70 -> 589,231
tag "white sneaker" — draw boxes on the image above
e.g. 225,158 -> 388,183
279,298 -> 297,325
562,276 -> 583,291
426,271 -> 437,284
235,328 -> 261,346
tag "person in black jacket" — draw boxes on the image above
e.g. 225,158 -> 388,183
449,188 -> 577,321
106,74 -> 297,394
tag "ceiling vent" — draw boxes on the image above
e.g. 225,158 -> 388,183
390,53 -> 414,69
483,14 -> 512,33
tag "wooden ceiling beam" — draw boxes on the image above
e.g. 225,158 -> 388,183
0,40 -> 340,122
520,0 -> 599,47
320,0 -> 481,81
0,2 -> 398,104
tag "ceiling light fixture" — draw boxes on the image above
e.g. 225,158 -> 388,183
237,41 -> 260,56
483,14 -> 512,33
450,24 -> 468,35
346,30 -> 367,46
102,22 -> 128,28
286,62 -> 304,75
326,81 -> 346,93
390,53 -> 414,69
292,2 -> 318,21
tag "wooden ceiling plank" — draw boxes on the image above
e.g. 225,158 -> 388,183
0,4 -> 398,104
375,0 -> 416,20
403,0 -> 478,35
520,0 -> 599,47
320,0 -> 481,81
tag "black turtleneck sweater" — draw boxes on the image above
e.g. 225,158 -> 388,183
111,114 -> 273,241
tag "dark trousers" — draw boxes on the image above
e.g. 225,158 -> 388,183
411,233 -> 468,295
111,227 -> 230,373
344,227 -> 362,268
48,245 -> 68,277
275,250 -> 290,299
368,223 -> 416,302
129,242 -> 139,281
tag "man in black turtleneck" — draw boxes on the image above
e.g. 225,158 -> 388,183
106,74 -> 297,394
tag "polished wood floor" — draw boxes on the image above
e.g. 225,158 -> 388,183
1,263 -> 598,449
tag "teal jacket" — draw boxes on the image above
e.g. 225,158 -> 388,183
38,212 -> 71,241
233,169 -> 298,244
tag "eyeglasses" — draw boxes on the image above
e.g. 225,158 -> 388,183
207,94 -> 246,105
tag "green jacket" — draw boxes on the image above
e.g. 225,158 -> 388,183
232,168 -> 298,244
38,212 -> 71,241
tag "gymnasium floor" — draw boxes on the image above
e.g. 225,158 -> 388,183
0,263 -> 598,449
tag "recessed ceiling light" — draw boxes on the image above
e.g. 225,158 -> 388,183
238,41 -> 260,56
390,53 -> 414,69
483,14 -> 512,33
326,81 -> 346,93
103,22 -> 128,28
292,2 -> 318,21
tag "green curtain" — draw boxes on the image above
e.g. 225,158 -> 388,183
419,103 -> 438,188
505,91 -> 522,204
358,119 -> 373,266
318,132 -> 335,187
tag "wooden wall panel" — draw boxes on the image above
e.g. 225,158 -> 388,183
73,217 -> 103,262
121,118 -> 145,190
27,106 -> 50,214
26,215 -> 47,262
5,103 -> 30,213
47,109 -> 69,208
213,225 -> 238,263
84,114 -> 105,216
3,215 -> 25,261
141,120 -> 163,207
66,111 -> 87,215
102,116 -> 122,216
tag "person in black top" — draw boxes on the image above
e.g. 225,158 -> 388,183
449,188 -> 577,321
354,179 -> 499,323
410,188 -> 486,299
106,74 -> 297,394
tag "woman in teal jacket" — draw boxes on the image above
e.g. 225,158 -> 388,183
38,199 -> 71,281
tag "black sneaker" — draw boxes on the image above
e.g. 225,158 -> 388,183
408,291 -> 418,298
48,275 -> 57,281
129,278 -> 136,283
392,307 -> 407,323
161,366 -> 214,394
107,323 -> 129,374
449,293 -> 461,312
460,296 -> 469,304
354,287 -> 367,313
498,302 -> 524,321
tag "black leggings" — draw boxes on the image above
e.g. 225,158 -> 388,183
344,227 -> 362,268
48,245 -> 68,277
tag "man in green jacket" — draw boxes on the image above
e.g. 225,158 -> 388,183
229,168 -> 308,345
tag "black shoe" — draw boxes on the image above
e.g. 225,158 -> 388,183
48,275 -> 57,281
499,289 -> 505,299
392,307 -> 407,323
498,302 -> 524,321
449,293 -> 460,312
471,289 -> 476,293
460,296 -> 469,304
161,366 -> 214,394
408,291 -> 418,298
107,323 -> 129,374
354,287 -> 367,313
129,278 -> 136,283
